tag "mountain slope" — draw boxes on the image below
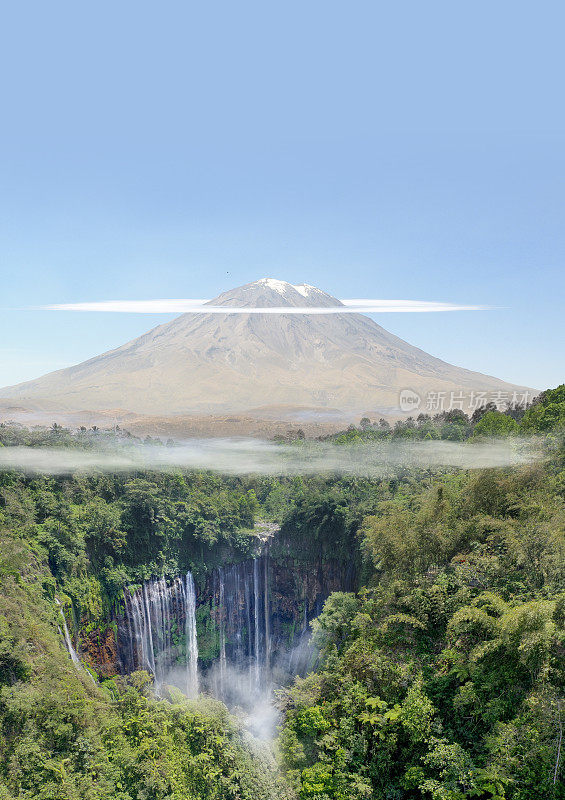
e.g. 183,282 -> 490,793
0,279 -> 533,417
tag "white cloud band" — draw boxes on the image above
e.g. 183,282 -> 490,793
37,299 -> 491,313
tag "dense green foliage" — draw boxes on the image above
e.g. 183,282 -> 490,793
278,385 -> 565,799
325,388 -> 565,443
0,385 -> 563,798
0,536 -> 287,799
280,461 -> 565,798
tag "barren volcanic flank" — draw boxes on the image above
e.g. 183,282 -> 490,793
0,279 -> 532,422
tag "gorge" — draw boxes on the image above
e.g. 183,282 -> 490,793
1,395 -> 563,798
66,534 -> 357,727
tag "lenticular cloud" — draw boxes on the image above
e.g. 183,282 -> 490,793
38,299 -> 490,313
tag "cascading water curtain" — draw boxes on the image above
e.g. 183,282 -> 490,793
122,557 -> 273,704
185,572 -> 199,698
125,572 -> 199,698
211,552 -> 271,703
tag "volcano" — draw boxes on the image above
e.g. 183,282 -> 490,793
0,279 -> 532,421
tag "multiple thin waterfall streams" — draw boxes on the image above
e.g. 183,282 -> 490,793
57,545 -> 337,733
124,573 -> 199,698
119,551 -> 301,713
209,553 -> 272,705
117,548 -> 334,734
54,543 -> 345,740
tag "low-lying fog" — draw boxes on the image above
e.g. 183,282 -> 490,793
0,436 -> 539,475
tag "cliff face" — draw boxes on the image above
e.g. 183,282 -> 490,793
267,556 -> 356,645
194,549 -> 355,671
80,626 -> 120,677
82,547 -> 356,683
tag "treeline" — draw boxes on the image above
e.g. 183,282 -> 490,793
327,385 -> 565,443
3,386 -> 563,453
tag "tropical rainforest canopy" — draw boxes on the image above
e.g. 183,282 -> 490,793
0,386 -> 563,799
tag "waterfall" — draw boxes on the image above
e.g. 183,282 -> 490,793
253,557 -> 260,689
219,570 -> 226,690
185,572 -> 199,698
263,547 -> 270,680
55,598 -> 81,669
124,572 -> 199,697
117,547 -> 329,715
208,552 -> 271,704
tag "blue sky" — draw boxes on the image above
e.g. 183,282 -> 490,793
1,1 -> 563,391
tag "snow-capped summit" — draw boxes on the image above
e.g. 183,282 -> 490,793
208,278 -> 340,308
